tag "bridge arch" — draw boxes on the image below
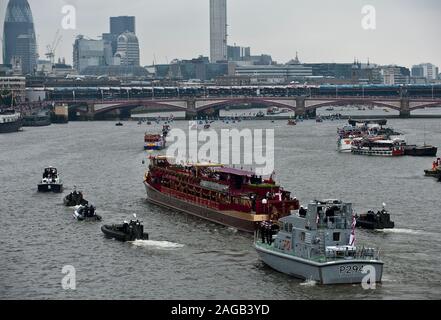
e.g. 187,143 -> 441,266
94,100 -> 188,116
304,99 -> 402,112
195,97 -> 297,114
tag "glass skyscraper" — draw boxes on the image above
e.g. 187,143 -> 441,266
3,0 -> 38,74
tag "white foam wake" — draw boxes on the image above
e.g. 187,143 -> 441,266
130,240 -> 184,249
377,228 -> 422,235
300,279 -> 317,287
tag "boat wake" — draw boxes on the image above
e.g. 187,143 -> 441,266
300,279 -> 317,287
130,240 -> 184,250
377,228 -> 422,235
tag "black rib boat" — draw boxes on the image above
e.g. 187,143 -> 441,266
101,219 -> 149,242
356,208 -> 395,230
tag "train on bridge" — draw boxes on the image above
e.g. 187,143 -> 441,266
37,84 -> 441,101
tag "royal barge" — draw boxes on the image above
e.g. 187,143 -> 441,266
144,156 -> 300,233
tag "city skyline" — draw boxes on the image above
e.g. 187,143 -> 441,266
0,0 -> 440,69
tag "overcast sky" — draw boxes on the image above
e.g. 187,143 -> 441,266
1,0 -> 440,68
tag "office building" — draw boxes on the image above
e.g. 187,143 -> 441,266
412,63 -> 439,81
114,32 -> 140,66
73,36 -> 105,73
108,16 -> 136,55
3,0 -> 38,75
210,0 -> 228,63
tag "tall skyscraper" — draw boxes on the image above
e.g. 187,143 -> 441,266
109,16 -> 136,55
3,0 -> 38,74
210,0 -> 227,63
110,16 -> 136,36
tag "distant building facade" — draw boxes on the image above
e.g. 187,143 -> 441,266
151,56 -> 228,81
114,32 -> 140,66
412,63 -> 439,81
380,66 -> 410,85
234,64 -> 313,83
73,36 -> 105,73
3,0 -> 38,75
210,0 -> 228,62
227,45 -> 251,62
0,76 -> 26,103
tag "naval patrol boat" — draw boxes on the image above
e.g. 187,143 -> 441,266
254,199 -> 383,285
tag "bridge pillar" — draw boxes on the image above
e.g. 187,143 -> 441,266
185,99 -> 197,120
86,104 -> 95,120
400,98 -> 410,118
295,97 -> 306,118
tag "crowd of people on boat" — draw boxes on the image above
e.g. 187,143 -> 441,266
77,204 -> 97,218
42,167 -> 58,183
259,221 -> 279,245
66,190 -> 87,205
432,158 -> 441,170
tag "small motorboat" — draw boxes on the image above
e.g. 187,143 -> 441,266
64,190 -> 88,207
115,122 -> 123,126
356,205 -> 394,230
101,215 -> 149,242
38,167 -> 63,193
73,204 -> 102,221
424,158 -> 441,177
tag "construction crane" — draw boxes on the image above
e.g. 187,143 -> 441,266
45,29 -> 62,65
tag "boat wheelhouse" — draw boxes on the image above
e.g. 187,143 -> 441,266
144,156 -> 300,233
38,167 -> 63,193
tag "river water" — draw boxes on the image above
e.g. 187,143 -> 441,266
1,117 -> 440,300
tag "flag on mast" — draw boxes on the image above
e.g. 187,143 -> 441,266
349,214 -> 356,246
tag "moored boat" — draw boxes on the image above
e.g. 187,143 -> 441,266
254,199 -> 383,284
23,112 -> 51,127
144,156 -> 300,233
0,109 -> 22,133
404,145 -> 438,157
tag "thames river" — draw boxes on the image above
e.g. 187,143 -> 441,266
1,116 -> 440,299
